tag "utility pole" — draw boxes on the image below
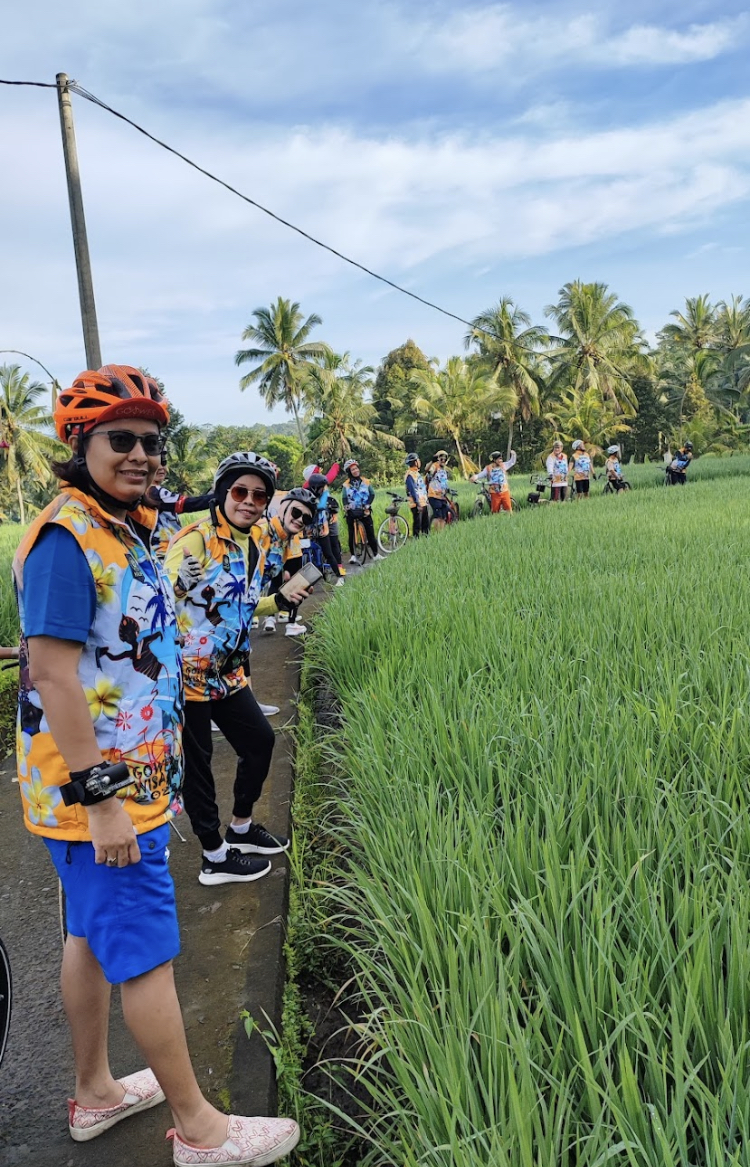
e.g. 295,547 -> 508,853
56,73 -> 102,369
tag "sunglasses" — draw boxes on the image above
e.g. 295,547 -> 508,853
229,485 -> 268,505
89,430 -> 165,456
288,505 -> 313,523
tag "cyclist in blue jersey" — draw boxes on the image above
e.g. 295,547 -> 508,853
342,459 -> 383,563
666,441 -> 693,485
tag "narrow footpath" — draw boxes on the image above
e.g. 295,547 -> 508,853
0,590 -> 329,1166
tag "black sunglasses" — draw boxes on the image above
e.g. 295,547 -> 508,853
89,430 -> 165,456
289,505 -> 313,523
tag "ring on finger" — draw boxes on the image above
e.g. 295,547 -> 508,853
106,856 -> 118,866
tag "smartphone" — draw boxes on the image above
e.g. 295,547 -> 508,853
279,562 -> 323,599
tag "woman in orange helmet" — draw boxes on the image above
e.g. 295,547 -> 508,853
13,365 -> 298,1163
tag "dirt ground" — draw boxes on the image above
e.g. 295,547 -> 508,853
0,605 -> 317,1166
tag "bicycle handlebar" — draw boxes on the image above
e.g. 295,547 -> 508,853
0,647 -> 19,660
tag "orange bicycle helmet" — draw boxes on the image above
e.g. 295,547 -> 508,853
54,365 -> 169,441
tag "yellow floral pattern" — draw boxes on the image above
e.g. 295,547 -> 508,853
85,675 -> 124,720
21,767 -> 62,827
86,550 -> 118,606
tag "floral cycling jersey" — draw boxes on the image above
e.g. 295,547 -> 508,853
605,456 -> 622,480
253,514 -> 302,587
571,452 -> 592,480
475,452 -> 517,492
13,488 -> 183,842
404,467 -> 428,508
427,466 -> 449,499
147,486 -> 213,563
546,454 -> 569,486
167,509 -> 268,702
342,476 -> 375,514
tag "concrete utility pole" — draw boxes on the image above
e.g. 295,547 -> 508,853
56,73 -> 102,369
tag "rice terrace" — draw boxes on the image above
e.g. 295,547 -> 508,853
284,468 -> 750,1166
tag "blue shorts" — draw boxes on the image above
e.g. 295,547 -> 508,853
429,498 -> 448,520
44,824 -> 180,985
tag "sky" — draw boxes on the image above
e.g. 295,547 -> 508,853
2,0 -> 750,426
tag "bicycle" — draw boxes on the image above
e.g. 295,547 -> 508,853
428,488 -> 460,531
603,477 -> 631,494
471,483 -> 519,517
0,647 -> 18,1068
350,512 -> 374,564
377,493 -> 409,553
300,533 -> 334,579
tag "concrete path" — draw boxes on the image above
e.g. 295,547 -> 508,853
0,613 -> 312,1166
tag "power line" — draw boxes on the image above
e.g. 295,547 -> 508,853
66,82 -> 478,332
0,78 -> 57,88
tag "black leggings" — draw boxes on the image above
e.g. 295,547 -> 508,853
329,530 -> 343,565
346,513 -> 378,555
182,686 -> 276,852
313,534 -> 343,577
411,506 -> 429,537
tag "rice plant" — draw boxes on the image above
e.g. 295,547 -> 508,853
299,476 -> 750,1166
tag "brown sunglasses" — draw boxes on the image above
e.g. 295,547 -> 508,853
229,485 -> 268,505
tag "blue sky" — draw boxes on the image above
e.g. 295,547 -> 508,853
2,1 -> 749,425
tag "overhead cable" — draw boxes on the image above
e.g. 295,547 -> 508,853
66,82 -> 478,331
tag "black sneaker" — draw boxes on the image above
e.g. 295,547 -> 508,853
198,848 -> 272,886
225,823 -> 290,855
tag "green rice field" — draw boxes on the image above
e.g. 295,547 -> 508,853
298,472 -> 750,1166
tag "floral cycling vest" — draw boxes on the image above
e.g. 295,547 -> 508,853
405,468 -> 427,508
151,510 -> 182,563
572,453 -> 592,478
486,464 -> 508,491
550,457 -> 568,485
428,467 -> 448,498
343,477 -> 372,512
254,515 -> 301,588
171,512 -> 266,701
13,489 -> 183,842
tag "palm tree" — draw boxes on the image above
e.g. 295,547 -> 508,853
716,296 -> 750,414
660,294 -> 718,353
0,364 -> 61,523
166,424 -> 211,493
304,352 -> 402,465
545,385 -> 631,457
410,357 -> 517,476
465,298 -> 547,459
235,298 -> 330,444
545,281 -> 646,417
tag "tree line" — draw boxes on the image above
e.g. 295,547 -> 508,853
1,284 -> 748,519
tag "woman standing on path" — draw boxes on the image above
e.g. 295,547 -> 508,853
13,367 -> 298,1164
165,453 -> 311,888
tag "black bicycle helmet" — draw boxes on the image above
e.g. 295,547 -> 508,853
327,496 -> 340,514
213,452 -> 277,498
281,487 -> 316,514
490,451 -> 502,460
404,452 -> 419,465
684,441 -> 693,451
307,472 -> 328,496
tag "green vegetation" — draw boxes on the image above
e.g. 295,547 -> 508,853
287,474 -> 750,1165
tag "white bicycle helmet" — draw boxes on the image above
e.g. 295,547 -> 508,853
606,445 -> 619,455
571,440 -> 584,450
213,452 -> 277,497
343,458 -> 360,473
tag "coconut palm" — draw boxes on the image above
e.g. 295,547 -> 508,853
545,385 -> 631,457
465,298 -> 547,459
304,352 -> 402,465
410,357 -> 517,476
235,298 -> 330,444
166,424 -> 211,494
545,281 -> 646,417
660,294 -> 718,353
0,364 -> 61,523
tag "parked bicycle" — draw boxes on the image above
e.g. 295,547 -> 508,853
603,477 -> 631,494
471,482 -> 518,517
352,513 -> 374,564
0,647 -> 17,1069
300,533 -> 334,579
429,488 -> 460,530
378,492 -> 409,553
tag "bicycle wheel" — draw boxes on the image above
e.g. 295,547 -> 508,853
450,501 -> 460,523
0,935 -> 12,1068
354,522 -> 369,563
510,496 -> 519,512
378,514 -> 408,553
471,497 -> 485,519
